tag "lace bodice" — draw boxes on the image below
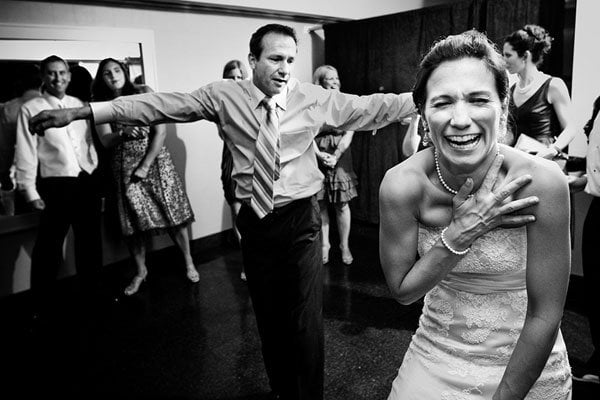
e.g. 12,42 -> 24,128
387,225 -> 571,399
418,225 -> 527,274
419,225 -> 527,294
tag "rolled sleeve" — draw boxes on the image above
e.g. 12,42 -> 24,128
321,88 -> 417,132
90,101 -> 114,125
90,89 -> 219,127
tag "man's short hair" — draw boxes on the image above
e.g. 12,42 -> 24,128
249,24 -> 297,59
40,55 -> 69,73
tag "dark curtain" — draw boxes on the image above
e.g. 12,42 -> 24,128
324,0 -> 563,224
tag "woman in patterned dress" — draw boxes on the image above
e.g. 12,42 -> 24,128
313,65 -> 358,265
380,31 -> 571,399
92,58 -> 198,296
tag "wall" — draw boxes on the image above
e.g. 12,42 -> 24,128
191,0 -> 459,20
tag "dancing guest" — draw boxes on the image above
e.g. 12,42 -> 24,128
312,65 -> 357,265
503,24 -> 576,157
28,24 -> 416,400
91,58 -> 198,296
380,30 -> 571,399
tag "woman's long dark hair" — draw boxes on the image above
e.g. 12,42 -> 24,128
91,58 -> 137,101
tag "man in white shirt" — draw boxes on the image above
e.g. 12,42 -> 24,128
15,55 -> 102,319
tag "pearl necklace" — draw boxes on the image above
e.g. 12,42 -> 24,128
434,147 -> 500,196
515,78 -> 535,94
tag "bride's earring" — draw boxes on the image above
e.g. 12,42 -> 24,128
422,122 -> 431,147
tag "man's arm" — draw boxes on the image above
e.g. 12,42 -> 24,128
30,88 -> 220,136
29,105 -> 92,136
319,89 -> 416,133
583,95 -> 600,137
0,117 -> 15,190
15,106 -> 44,209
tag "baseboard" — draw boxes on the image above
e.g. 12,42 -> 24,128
0,229 -> 234,303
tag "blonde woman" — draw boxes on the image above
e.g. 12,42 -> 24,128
313,65 -> 357,265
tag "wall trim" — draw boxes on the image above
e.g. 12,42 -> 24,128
20,0 -> 350,24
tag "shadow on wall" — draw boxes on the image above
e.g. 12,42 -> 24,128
164,124 -> 188,192
163,123 -> 199,241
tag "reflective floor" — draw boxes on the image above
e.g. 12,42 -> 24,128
0,225 -> 598,399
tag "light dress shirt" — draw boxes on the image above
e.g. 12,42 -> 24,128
585,112 -> 600,197
15,93 -> 98,202
0,90 -> 40,190
91,78 -> 415,207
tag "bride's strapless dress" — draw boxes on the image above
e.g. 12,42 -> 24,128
388,226 -> 572,400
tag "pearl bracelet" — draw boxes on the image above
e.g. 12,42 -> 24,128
440,227 -> 470,256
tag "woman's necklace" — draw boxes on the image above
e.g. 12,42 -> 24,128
515,77 -> 535,93
514,71 -> 544,97
434,147 -> 500,196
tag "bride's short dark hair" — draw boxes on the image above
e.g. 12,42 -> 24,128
412,29 -> 508,114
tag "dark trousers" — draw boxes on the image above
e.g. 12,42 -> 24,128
582,195 -> 600,369
31,172 -> 103,311
237,196 -> 324,400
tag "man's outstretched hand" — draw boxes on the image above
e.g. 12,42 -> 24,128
29,106 -> 91,136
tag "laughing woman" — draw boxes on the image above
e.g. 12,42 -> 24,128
92,58 -> 198,296
380,31 -> 571,399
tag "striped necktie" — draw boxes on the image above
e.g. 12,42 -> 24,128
250,97 -> 280,219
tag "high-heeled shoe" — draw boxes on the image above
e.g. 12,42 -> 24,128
186,266 -> 200,283
322,245 -> 331,265
340,246 -> 353,265
124,273 -> 146,296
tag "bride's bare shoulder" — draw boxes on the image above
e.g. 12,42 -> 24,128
380,149 -> 431,205
501,145 -> 568,196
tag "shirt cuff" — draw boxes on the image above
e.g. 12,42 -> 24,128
90,101 -> 114,125
22,186 -> 40,203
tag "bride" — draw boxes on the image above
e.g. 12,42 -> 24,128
380,30 -> 572,399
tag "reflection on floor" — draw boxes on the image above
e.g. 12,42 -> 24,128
0,226 -> 597,399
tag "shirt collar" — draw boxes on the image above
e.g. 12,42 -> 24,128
43,92 -> 67,108
248,79 -> 293,112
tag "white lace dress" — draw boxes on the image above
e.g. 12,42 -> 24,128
388,225 -> 572,400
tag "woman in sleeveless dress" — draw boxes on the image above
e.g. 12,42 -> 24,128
313,65 -> 358,265
91,58 -> 198,296
503,25 -> 577,157
380,31 -> 572,399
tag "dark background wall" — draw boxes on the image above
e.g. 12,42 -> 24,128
324,0 -> 568,223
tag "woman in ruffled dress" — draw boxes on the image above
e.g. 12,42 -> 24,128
313,65 -> 358,265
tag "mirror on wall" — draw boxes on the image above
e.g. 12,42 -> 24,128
0,24 -> 157,229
